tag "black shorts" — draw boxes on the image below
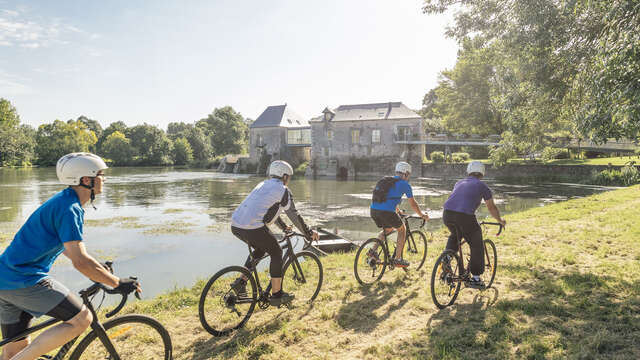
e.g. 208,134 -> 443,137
370,208 -> 403,229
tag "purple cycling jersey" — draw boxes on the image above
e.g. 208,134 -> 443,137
443,176 -> 492,215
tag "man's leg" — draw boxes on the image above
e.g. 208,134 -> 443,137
395,224 -> 407,260
1,310 -> 32,360
467,228 -> 485,276
11,307 -> 92,360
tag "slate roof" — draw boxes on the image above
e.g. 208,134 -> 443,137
251,104 -> 310,128
309,102 -> 422,122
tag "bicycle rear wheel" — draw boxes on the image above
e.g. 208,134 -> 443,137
430,250 -> 462,309
483,239 -> 497,288
69,314 -> 172,360
404,230 -> 428,271
198,265 -> 257,337
354,238 -> 387,285
282,250 -> 323,304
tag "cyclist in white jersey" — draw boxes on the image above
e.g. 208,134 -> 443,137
230,160 -> 319,306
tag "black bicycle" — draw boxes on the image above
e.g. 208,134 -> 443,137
0,262 -> 172,359
199,230 -> 323,337
353,213 -> 429,285
430,221 -> 502,309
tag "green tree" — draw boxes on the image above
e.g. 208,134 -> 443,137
76,116 -> 103,152
172,137 -> 193,165
127,124 -> 173,165
98,121 -> 128,153
197,106 -> 248,156
35,120 -> 98,166
0,99 -> 35,166
101,131 -> 136,166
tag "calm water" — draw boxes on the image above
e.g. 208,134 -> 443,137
0,167 -> 614,299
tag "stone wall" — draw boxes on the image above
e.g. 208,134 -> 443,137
421,163 -> 640,179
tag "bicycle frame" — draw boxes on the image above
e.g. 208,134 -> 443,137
446,221 -> 503,280
378,214 -> 426,264
0,270 -> 136,359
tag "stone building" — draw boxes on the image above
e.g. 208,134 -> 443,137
307,102 -> 424,178
249,104 -> 311,173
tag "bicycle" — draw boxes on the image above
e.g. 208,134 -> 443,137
353,213 -> 429,286
0,262 -> 173,359
199,230 -> 323,337
430,221 -> 503,309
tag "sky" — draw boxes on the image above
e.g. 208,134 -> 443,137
0,0 -> 459,129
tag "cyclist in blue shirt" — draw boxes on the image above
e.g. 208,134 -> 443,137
370,162 -> 429,267
442,161 -> 506,289
0,153 -> 140,360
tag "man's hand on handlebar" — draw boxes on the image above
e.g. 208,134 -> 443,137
420,213 -> 430,221
310,230 -> 319,242
115,277 -> 142,297
498,218 -> 506,227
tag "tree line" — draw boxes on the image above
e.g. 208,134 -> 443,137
0,98 -> 250,167
420,0 -> 639,165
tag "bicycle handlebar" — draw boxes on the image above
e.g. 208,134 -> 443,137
78,262 -> 141,318
480,221 -> 504,236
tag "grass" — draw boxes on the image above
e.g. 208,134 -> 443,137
104,185 -> 640,359
2,186 -> 638,359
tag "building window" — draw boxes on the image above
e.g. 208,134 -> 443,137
396,126 -> 411,141
323,147 -> 331,157
326,129 -> 333,140
256,134 -> 263,146
372,129 -> 381,143
351,129 -> 360,144
287,129 -> 311,145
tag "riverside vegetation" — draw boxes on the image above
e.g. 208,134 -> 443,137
0,185 -> 626,359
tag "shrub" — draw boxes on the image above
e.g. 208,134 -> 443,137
452,152 -> 470,161
294,161 -> 309,176
489,146 -> 514,167
431,151 -> 445,163
461,146 -> 489,159
591,164 -> 640,186
541,147 -> 566,162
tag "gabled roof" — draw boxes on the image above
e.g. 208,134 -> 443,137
310,102 -> 422,122
251,104 -> 310,128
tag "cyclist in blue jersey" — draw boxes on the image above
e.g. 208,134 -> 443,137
370,162 -> 429,267
0,153 -> 140,360
442,161 -> 506,289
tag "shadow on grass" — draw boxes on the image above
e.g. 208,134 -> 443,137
335,275 -> 415,333
187,310 -> 291,360
398,267 -> 640,359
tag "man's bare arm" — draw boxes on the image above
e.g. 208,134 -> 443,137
63,241 -> 119,288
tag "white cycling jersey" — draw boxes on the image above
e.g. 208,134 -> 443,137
231,178 -> 310,235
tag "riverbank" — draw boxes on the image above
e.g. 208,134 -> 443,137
108,185 -> 640,359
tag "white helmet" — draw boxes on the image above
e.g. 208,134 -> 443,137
395,161 -> 411,174
466,161 -> 485,176
268,160 -> 294,178
56,152 -> 108,186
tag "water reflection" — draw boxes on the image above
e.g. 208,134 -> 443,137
0,167 -> 612,299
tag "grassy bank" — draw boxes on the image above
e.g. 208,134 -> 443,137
106,186 -> 640,359
424,156 -> 638,166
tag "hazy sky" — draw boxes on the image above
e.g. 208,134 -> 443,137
0,0 -> 458,129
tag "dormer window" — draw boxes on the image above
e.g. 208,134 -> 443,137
287,119 -> 292,124
378,111 -> 385,117
296,120 -> 300,125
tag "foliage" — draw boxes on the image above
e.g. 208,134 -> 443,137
461,145 -> 489,159
293,161 -> 309,176
591,165 -> 640,186
101,131 -> 136,166
35,119 -> 97,166
541,147 -> 568,162
0,99 -> 35,166
172,137 -> 194,165
127,124 -> 173,165
76,116 -> 102,152
430,151 -> 445,163
489,143 -> 516,167
452,152 -> 470,161
197,106 -> 248,156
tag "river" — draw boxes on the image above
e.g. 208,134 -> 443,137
0,167 -> 614,299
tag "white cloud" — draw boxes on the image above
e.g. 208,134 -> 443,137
0,70 -> 30,95
0,8 -> 98,49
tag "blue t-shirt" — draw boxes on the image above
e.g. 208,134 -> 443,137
370,176 -> 413,212
443,176 -> 492,215
0,188 -> 84,290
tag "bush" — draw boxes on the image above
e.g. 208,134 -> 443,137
489,146 -> 514,167
461,146 -> 489,159
294,161 -> 309,176
452,152 -> 470,161
541,147 -> 567,161
591,164 -> 640,186
430,151 -> 445,163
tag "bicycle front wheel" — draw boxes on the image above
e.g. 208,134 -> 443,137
430,250 -> 462,309
483,239 -> 497,288
404,230 -> 428,271
354,238 -> 387,285
283,250 -> 323,304
69,314 -> 172,360
198,265 -> 257,337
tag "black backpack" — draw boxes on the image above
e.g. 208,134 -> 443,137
372,176 -> 400,203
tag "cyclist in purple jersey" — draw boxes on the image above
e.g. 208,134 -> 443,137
442,161 -> 506,289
